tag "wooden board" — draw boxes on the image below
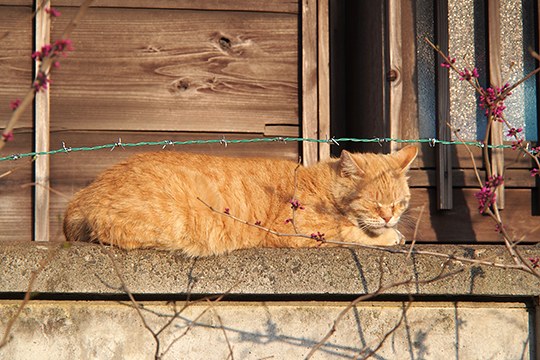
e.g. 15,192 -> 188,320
403,188 -> 540,243
0,132 -> 34,241
52,0 -> 299,14
409,169 -> 536,188
0,6 -> 33,130
50,7 -> 298,133
406,143 -> 532,170
0,1 -> 32,5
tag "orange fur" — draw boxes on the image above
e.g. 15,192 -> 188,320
63,146 -> 418,256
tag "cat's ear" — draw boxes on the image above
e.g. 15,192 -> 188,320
393,145 -> 418,173
338,150 -> 365,178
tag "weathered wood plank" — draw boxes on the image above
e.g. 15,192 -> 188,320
0,132 -> 33,242
407,143 -> 531,169
0,6 -> 33,130
403,188 -> 540,243
34,3 -> 51,242
0,1 -> 32,5
52,0 -> 299,14
263,124 -> 299,137
50,8 -> 298,133
409,169 -> 536,188
317,0 -> 330,160
301,0 -> 318,165
49,131 -> 299,181
388,0 -> 402,153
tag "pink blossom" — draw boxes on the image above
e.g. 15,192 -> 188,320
9,99 -> 21,111
531,168 -> 539,177
479,84 -> 511,122
511,139 -> 523,150
224,208 -> 230,215
45,7 -> 61,17
475,186 -> 496,213
487,175 -> 504,188
440,57 -> 456,68
33,71 -> 50,92
2,132 -> 14,142
310,232 -> 325,241
529,257 -> 540,269
54,39 -> 73,53
505,127 -> 523,137
458,67 -> 479,81
289,199 -> 304,211
254,220 -> 261,226
284,218 -> 293,224
31,44 -> 53,61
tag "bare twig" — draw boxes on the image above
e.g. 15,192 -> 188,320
407,203 -> 425,259
359,300 -> 412,360
0,245 -> 59,349
1,0 -> 95,151
305,261 -> 461,359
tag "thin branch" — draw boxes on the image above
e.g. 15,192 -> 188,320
359,300 -> 412,360
305,261 -> 462,359
407,203 -> 425,259
1,0 -> 95,151
0,245 -> 59,349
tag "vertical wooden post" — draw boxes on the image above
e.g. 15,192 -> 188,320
302,0 -> 319,165
34,4 -> 51,241
388,0 -> 402,153
436,0 -> 453,210
318,0 -> 330,160
487,0 -> 505,208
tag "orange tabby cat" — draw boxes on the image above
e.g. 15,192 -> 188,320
63,146 -> 417,256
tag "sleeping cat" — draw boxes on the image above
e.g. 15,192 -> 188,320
63,146 -> 418,256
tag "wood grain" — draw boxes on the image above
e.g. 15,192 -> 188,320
0,1 -> 32,5
403,188 -> 540,243
388,0 -> 402,153
34,3 -> 51,242
0,132 -> 33,242
50,8 -> 298,133
409,169 -> 536,188
317,0 -> 330,160
301,0 -> 319,165
0,6 -> 33,130
409,143 -> 532,169
52,0 -> 299,14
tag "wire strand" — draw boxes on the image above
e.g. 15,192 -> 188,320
0,137 -> 512,162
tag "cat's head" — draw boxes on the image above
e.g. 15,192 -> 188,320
334,146 -> 418,235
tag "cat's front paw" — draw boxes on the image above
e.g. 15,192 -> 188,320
371,228 -> 404,246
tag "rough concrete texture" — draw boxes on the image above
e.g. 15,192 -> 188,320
0,300 -> 531,360
0,241 -> 539,296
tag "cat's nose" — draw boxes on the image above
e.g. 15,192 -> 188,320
382,215 -> 392,224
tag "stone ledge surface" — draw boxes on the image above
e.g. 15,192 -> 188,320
1,241 -> 540,297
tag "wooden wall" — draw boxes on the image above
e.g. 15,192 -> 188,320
0,0 -> 308,241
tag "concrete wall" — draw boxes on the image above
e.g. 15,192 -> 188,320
0,242 -> 539,359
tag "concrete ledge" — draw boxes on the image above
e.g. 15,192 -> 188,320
1,242 -> 540,297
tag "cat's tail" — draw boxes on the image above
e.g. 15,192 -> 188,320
63,202 -> 91,242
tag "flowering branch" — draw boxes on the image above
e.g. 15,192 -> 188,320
1,0 -> 94,150
425,37 -> 540,274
